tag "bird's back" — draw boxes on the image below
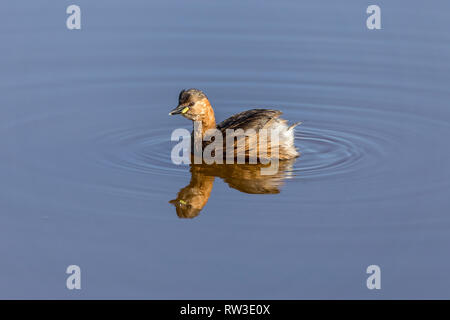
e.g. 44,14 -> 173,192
217,109 -> 282,132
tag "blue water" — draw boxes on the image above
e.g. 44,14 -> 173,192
1,0 -> 450,298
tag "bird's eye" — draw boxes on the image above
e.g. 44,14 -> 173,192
189,102 -> 195,107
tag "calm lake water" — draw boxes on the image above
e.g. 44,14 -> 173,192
1,0 -> 450,298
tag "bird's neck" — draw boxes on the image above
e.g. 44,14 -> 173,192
193,99 -> 216,138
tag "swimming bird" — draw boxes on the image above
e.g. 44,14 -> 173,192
169,88 -> 300,161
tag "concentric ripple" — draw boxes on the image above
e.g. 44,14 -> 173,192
93,104 -> 399,182
92,98 -> 450,200
95,126 -> 188,178
293,125 -> 378,180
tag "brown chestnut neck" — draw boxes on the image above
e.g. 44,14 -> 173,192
193,98 -> 216,137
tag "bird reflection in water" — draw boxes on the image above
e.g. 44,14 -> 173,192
169,159 -> 295,218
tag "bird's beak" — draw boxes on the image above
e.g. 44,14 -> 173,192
169,105 -> 189,115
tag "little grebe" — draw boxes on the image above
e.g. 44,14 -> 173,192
169,88 -> 300,160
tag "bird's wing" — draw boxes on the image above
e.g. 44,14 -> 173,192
214,109 -> 284,159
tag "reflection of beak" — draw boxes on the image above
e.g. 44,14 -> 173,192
169,199 -> 187,206
169,198 -> 199,219
169,105 -> 189,115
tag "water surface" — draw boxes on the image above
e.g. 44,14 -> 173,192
1,0 -> 450,298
